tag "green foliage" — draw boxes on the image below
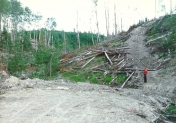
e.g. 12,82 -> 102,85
103,75 -> 112,84
33,47 -> 59,79
8,53 -> 27,75
34,49 -> 51,64
62,72 -> 86,82
116,74 -> 126,83
29,71 -> 45,79
162,104 -> 176,115
147,14 -> 176,56
89,76 -> 99,84
23,31 -> 32,51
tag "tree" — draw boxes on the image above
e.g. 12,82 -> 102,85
114,4 -> 117,38
0,0 -> 9,42
76,10 -> 80,49
92,0 -> 100,42
45,17 -> 57,47
104,3 -> 110,39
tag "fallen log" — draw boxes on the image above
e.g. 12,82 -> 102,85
104,52 -> 113,65
81,56 -> 95,68
124,68 -> 157,71
121,71 -> 135,89
145,33 -> 170,45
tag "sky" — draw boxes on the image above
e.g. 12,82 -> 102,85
19,0 -> 175,35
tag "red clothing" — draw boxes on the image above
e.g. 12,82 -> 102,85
143,69 -> 148,75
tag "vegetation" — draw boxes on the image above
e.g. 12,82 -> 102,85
0,0 -> 106,80
146,14 -> 176,57
116,74 -> 126,83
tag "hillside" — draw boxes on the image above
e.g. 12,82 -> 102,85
1,15 -> 176,123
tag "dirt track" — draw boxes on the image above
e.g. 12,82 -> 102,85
0,82 -> 157,123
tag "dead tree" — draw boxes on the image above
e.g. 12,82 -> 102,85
76,10 -> 80,49
92,0 -> 100,42
114,4 -> 117,38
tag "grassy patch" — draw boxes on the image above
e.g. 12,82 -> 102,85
116,74 -> 126,83
103,75 -> 112,84
89,76 -> 99,84
62,72 -> 86,82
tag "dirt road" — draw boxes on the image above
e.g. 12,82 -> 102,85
0,80 -> 157,123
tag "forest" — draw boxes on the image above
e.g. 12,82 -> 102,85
0,0 -> 105,79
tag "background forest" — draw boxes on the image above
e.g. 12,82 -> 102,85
0,0 -> 105,79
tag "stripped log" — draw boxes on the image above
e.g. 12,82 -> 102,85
104,52 -> 113,65
81,56 -> 95,68
121,71 -> 135,89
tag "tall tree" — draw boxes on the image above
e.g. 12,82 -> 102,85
92,0 -> 100,42
104,3 -> 110,39
114,4 -> 117,38
0,0 -> 9,42
76,10 -> 80,49
45,17 -> 57,47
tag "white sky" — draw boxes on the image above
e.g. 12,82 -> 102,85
19,0 -> 175,35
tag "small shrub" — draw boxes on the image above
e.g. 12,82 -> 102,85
29,72 -> 45,79
116,74 -> 126,83
89,76 -> 99,84
163,104 -> 176,115
72,75 -> 86,82
103,75 -> 112,84
62,72 -> 86,82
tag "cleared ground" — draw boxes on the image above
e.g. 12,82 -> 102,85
0,81 -> 157,123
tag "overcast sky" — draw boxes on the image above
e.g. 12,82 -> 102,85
19,0 -> 175,35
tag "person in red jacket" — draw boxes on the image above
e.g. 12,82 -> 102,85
143,68 -> 148,83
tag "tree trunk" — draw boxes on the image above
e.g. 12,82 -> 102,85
76,10 -> 80,49
49,53 -> 52,77
95,10 -> 100,42
105,6 -> 109,39
114,4 -> 117,37
92,34 -> 94,45
63,31 -> 67,54
45,30 -> 47,46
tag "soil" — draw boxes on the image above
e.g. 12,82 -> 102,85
1,21 -> 176,123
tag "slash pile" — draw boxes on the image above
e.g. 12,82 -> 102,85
59,45 -> 156,88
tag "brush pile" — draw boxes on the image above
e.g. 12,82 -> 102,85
59,45 -> 156,88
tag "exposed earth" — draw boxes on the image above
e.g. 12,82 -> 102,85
1,21 -> 176,123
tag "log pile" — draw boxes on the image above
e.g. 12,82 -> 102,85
59,46 -> 157,88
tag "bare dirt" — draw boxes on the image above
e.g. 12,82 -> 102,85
1,22 -> 176,123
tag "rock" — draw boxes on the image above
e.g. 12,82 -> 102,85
0,71 -> 9,82
1,76 -> 20,89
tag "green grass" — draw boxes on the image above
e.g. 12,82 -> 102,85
89,76 -> 99,84
103,75 -> 112,84
116,74 -> 126,83
62,72 -> 86,82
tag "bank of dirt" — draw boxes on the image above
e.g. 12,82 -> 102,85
1,21 -> 176,123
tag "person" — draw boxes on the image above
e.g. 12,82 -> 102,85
143,68 -> 148,83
